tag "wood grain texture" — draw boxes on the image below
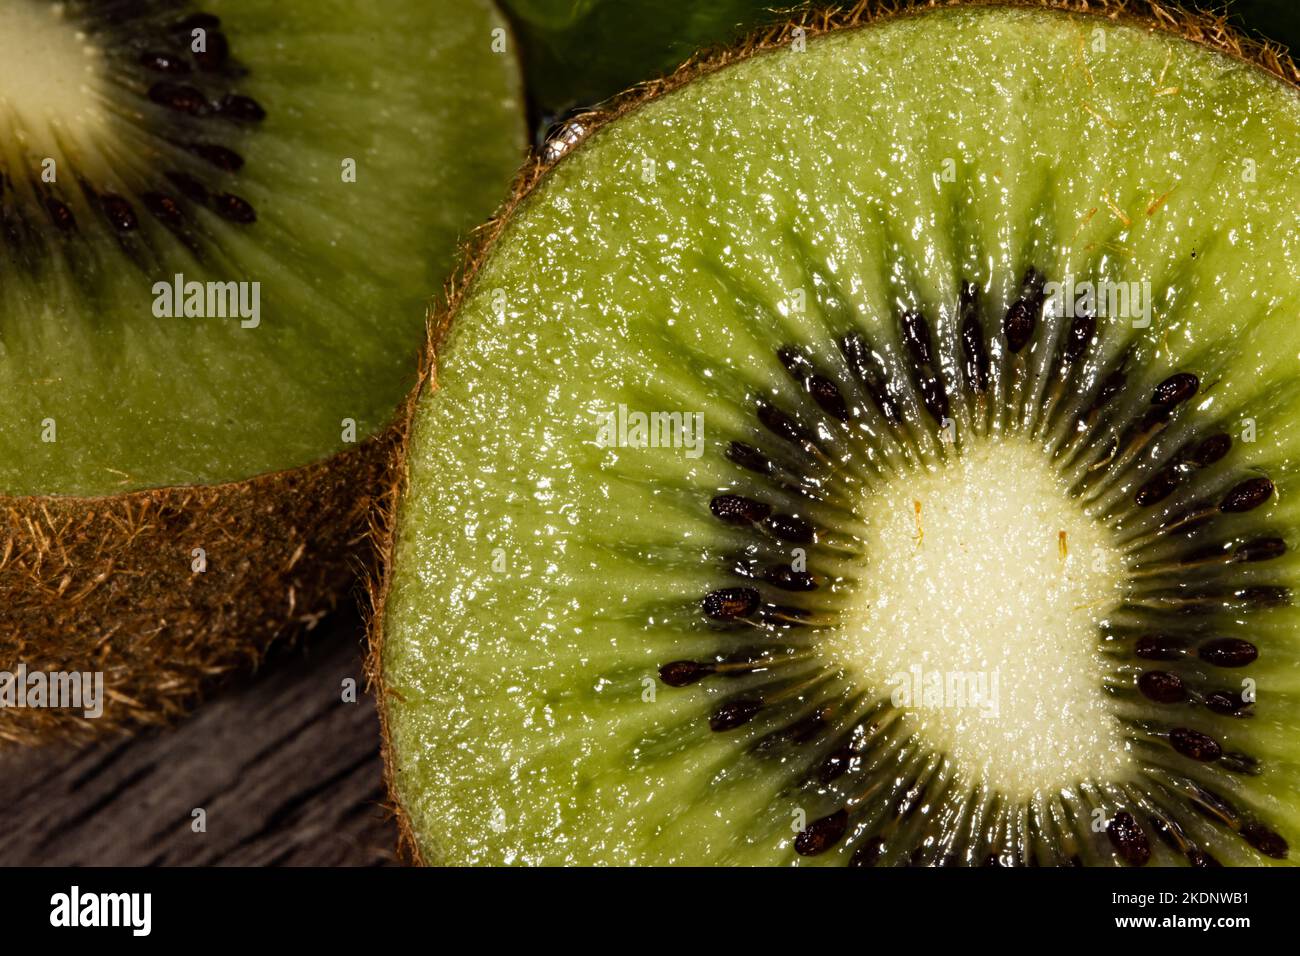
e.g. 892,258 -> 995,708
0,603 -> 398,866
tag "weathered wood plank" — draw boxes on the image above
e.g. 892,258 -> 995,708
0,605 -> 398,866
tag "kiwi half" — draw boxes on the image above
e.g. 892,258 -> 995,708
375,1 -> 1300,865
0,0 -> 525,741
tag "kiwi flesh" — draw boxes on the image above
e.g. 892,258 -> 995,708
375,1 -> 1300,866
0,0 -> 525,741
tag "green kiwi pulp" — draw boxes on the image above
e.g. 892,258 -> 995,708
0,0 -> 523,493
0,0 -> 524,739
378,2 -> 1300,865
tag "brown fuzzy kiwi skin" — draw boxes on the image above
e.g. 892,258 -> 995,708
365,0 -> 1300,864
0,425 -> 399,745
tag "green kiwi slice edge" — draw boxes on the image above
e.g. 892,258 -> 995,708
377,2 -> 1300,865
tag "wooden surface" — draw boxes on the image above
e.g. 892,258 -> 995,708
0,603 -> 399,866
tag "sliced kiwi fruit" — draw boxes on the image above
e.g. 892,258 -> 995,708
376,1 -> 1300,865
0,0 -> 525,741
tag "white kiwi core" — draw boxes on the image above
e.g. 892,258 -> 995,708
831,438 -> 1133,800
0,1 -> 107,156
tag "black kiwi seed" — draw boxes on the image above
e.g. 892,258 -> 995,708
777,347 -> 811,375
1002,268 -> 1044,353
1002,299 -> 1035,353
958,281 -> 990,392
1139,404 -> 1175,430
1138,670 -> 1186,703
1063,313 -> 1096,364
808,374 -> 850,422
101,195 -> 138,232
45,198 -> 76,232
216,93 -> 267,122
726,441 -> 774,476
839,331 -> 901,424
783,708 -> 830,744
149,82 -> 210,115
901,310 -> 935,365
658,660 -> 714,687
1197,638 -> 1258,668
1231,585 -> 1290,609
1134,467 -> 1180,507
1090,369 -> 1127,413
1204,690 -> 1250,716
1107,811 -> 1151,865
762,513 -> 815,544
1187,432 -> 1232,467
710,494 -> 772,525
757,401 -> 809,447
1169,727 -> 1223,762
850,835 -> 887,867
761,565 -> 817,591
819,747 -> 855,783
779,347 -> 851,421
189,143 -> 245,172
702,587 -> 761,620
1240,823 -> 1288,859
915,371 -> 949,424
142,192 -> 185,229
1234,537 -> 1286,562
768,603 -> 813,622
901,310 -> 948,422
1151,372 -> 1199,409
795,809 -> 849,856
213,193 -> 257,224
709,698 -> 763,732
193,31 -> 230,71
1218,752 -> 1258,775
1218,477 -> 1274,513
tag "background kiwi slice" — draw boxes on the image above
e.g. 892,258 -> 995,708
0,0 -> 524,741
376,2 -> 1300,865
